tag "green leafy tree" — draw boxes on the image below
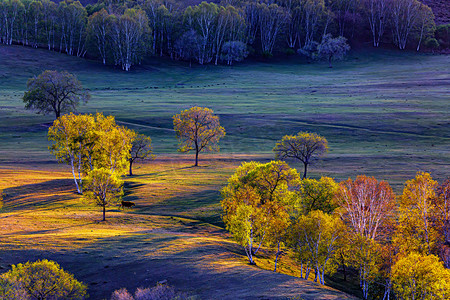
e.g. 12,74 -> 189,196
84,167 -> 123,221
273,131 -> 328,179
173,106 -> 226,167
0,259 -> 87,300
297,176 -> 339,214
23,70 -> 90,119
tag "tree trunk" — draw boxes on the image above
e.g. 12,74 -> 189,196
274,241 -> 280,272
55,110 -> 60,119
129,159 -> 133,176
303,162 -> 308,179
328,55 -> 333,68
102,204 -> 106,221
195,149 -> 199,167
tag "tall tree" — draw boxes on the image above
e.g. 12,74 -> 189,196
173,106 -> 225,167
362,0 -> 388,47
273,131 -> 328,179
337,175 -> 395,299
258,3 -> 289,56
389,0 -> 421,50
291,210 -> 344,284
87,8 -> 111,64
394,172 -> 439,255
23,70 -> 90,119
48,113 -> 96,194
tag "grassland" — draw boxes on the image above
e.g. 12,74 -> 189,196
0,45 -> 449,299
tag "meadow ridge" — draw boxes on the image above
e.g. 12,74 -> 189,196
0,45 -> 449,299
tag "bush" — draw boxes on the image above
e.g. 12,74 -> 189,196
111,284 -> 192,300
111,288 -> 134,300
435,24 -> 450,48
0,259 -> 87,300
425,38 -> 440,50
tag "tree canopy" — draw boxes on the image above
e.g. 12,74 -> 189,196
273,131 -> 328,179
23,70 -> 90,119
173,106 -> 225,167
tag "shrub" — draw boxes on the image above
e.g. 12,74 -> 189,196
111,284 -> 191,300
111,288 -> 134,300
0,259 -> 87,300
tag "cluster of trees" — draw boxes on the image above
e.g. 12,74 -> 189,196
222,160 -> 450,298
0,259 -> 87,299
47,112 -> 154,220
0,0 -> 439,70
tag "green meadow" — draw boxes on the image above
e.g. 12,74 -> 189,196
0,44 -> 449,299
1,45 -> 449,189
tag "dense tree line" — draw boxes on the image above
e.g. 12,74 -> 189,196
0,0 -> 441,69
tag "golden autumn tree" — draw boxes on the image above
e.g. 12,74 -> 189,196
48,113 -> 134,194
48,113 -> 96,194
0,259 -> 87,300
391,253 -> 450,300
394,172 -> 439,256
290,210 -> 345,284
273,131 -> 328,179
336,175 -> 396,299
434,179 -> 450,267
221,161 -> 299,266
173,107 -> 225,167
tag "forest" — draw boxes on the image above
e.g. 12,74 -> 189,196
0,0 -> 448,70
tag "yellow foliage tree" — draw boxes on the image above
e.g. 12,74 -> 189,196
391,252 -> 450,300
84,168 -> 124,221
221,161 -> 299,266
290,210 -> 345,284
0,259 -> 87,300
394,172 -> 439,255
48,113 -> 134,193
173,107 -> 225,166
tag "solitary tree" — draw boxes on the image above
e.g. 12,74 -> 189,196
0,259 -> 87,300
173,107 -> 226,167
23,70 -> 90,119
317,34 -> 350,68
129,133 -> 155,176
84,168 -> 123,221
273,131 -> 328,179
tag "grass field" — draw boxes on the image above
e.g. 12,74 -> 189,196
0,45 -> 449,299
1,45 -> 449,190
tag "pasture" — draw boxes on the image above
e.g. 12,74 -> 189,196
0,45 -> 449,298
1,45 -> 449,189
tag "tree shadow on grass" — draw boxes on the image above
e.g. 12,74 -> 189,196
1,179 -> 77,212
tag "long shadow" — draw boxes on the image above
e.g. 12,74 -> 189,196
1,179 -> 77,212
0,227 -> 358,300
